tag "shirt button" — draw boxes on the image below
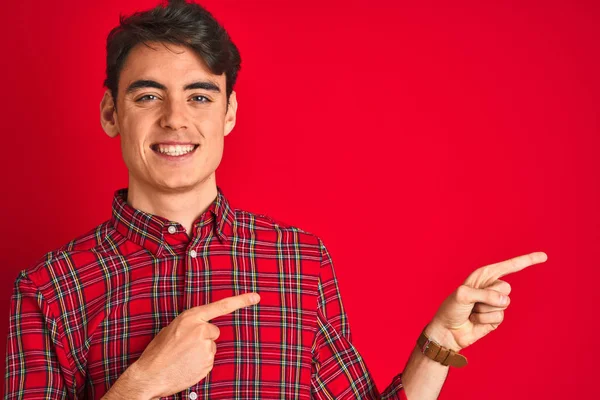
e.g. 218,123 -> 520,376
190,250 -> 198,258
167,225 -> 177,234
189,392 -> 198,400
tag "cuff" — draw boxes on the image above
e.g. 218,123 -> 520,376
380,372 -> 407,400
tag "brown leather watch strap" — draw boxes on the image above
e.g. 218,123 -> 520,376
416,328 -> 468,368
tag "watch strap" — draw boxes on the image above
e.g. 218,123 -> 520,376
416,328 -> 468,368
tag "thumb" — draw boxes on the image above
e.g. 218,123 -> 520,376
456,285 -> 510,308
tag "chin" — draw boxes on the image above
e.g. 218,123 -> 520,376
153,175 -> 208,192
156,181 -> 200,193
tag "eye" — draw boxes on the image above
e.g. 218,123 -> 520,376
192,95 -> 211,103
136,94 -> 158,102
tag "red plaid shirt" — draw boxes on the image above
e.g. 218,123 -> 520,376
5,187 -> 407,399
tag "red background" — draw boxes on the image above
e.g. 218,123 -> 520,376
1,0 -> 598,398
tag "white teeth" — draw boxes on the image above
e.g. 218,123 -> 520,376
156,144 -> 195,156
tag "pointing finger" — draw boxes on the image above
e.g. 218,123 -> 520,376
195,293 -> 260,322
488,252 -> 548,281
466,252 -> 548,288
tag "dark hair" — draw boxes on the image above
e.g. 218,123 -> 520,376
103,0 -> 241,110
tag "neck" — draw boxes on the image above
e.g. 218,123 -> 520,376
126,174 -> 218,238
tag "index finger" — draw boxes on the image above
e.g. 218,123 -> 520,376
196,293 -> 261,321
486,252 -> 548,281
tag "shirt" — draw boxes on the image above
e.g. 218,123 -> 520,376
5,186 -> 408,400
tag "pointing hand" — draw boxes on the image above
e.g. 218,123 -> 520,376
429,252 -> 547,351
107,293 -> 261,399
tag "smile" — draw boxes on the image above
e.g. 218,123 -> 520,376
151,143 -> 199,157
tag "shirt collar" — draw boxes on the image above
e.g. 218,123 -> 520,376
110,185 -> 236,256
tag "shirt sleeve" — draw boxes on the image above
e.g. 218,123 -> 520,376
311,238 -> 408,400
4,271 -> 72,399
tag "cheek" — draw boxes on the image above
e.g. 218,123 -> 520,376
121,134 -> 144,157
196,118 -> 224,144
208,137 -> 225,167
205,129 -> 225,154
120,120 -> 151,164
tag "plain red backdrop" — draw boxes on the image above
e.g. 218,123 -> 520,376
1,0 -> 598,398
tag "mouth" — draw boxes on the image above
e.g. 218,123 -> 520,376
150,143 -> 200,158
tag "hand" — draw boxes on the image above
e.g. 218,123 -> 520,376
429,252 -> 547,351
116,293 -> 261,399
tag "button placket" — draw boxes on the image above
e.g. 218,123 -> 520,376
183,235 -> 202,309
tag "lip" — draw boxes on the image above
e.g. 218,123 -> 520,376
151,141 -> 198,146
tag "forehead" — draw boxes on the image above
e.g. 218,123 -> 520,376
119,41 -> 224,89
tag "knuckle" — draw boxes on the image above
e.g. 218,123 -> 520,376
527,253 -> 536,265
498,292 -> 509,306
172,326 -> 184,341
218,299 -> 230,314
456,285 -> 469,302
177,310 -> 190,323
480,266 -> 493,280
197,323 -> 209,337
498,280 -> 512,294
490,290 -> 503,304
203,341 -> 215,356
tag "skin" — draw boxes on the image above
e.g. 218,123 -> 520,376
99,40 -> 548,400
100,40 -> 237,237
106,293 -> 261,399
402,252 -> 547,399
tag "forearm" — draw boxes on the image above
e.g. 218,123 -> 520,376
401,323 -> 458,400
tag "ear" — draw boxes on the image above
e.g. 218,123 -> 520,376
224,90 -> 238,137
100,90 -> 120,138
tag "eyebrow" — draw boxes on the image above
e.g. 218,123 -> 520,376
125,79 -> 221,94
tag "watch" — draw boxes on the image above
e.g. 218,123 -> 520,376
416,327 -> 468,368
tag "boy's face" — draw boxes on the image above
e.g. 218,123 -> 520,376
100,41 -> 237,194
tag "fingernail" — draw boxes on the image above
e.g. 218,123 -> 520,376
250,293 -> 260,304
500,295 -> 508,305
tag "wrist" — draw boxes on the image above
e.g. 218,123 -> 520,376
423,320 -> 462,352
104,361 -> 156,400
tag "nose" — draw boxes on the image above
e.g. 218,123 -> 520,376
160,97 -> 188,131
